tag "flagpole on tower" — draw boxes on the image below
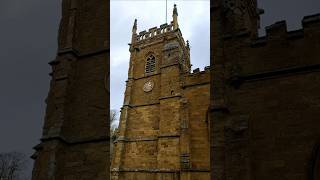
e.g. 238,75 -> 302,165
166,0 -> 167,23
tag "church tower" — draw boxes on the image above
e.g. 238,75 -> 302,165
31,0 -> 109,179
112,4 -> 210,180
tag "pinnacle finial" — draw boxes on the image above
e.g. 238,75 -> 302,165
132,19 -> 137,34
131,19 -> 138,44
172,4 -> 179,30
173,4 -> 178,16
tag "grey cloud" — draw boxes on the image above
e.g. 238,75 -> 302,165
0,0 -> 61,178
0,0 -> 318,178
259,0 -> 320,35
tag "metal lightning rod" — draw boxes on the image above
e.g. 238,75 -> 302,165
166,0 -> 167,23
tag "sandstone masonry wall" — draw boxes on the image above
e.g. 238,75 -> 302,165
211,1 -> 320,178
32,0 -> 110,179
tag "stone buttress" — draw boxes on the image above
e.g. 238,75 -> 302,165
31,0 -> 110,179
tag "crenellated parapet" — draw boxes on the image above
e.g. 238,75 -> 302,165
134,3 -> 180,43
221,13 -> 320,84
223,13 -> 320,47
302,13 -> 320,28
183,67 -> 210,88
136,22 -> 176,42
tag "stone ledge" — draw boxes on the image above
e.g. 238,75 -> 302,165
159,94 -> 181,100
302,13 -> 320,25
116,136 -> 157,142
40,135 -> 110,145
122,102 -> 160,108
182,81 -> 210,89
160,62 -> 179,69
111,168 -> 210,173
133,72 -> 160,80
158,134 -> 180,138
57,47 -> 109,58
115,134 -> 180,143
210,103 -> 229,113
230,63 -> 320,87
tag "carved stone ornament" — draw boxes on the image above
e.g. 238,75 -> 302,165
143,80 -> 154,92
223,0 -> 246,16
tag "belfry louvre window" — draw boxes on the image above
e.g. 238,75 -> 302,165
145,55 -> 156,74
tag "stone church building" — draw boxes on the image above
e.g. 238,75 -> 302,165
211,0 -> 320,179
31,0 -> 320,180
111,4 -> 210,180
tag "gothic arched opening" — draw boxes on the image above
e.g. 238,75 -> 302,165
145,55 -> 156,74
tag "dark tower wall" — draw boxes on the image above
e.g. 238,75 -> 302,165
31,0 -> 110,179
211,0 -> 320,179
216,0 -> 262,38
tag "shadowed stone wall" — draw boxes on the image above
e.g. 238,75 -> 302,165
32,0 -> 110,179
211,0 -> 320,179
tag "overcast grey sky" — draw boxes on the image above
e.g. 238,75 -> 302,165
0,0 -> 319,178
0,0 -> 61,178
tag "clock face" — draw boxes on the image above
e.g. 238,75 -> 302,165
143,80 -> 154,92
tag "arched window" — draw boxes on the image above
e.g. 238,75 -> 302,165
145,55 -> 156,74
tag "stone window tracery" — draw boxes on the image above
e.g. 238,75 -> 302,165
145,55 -> 156,74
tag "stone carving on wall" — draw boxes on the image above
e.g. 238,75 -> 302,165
223,0 -> 246,16
227,63 -> 243,88
222,0 -> 248,32
225,115 -> 249,140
